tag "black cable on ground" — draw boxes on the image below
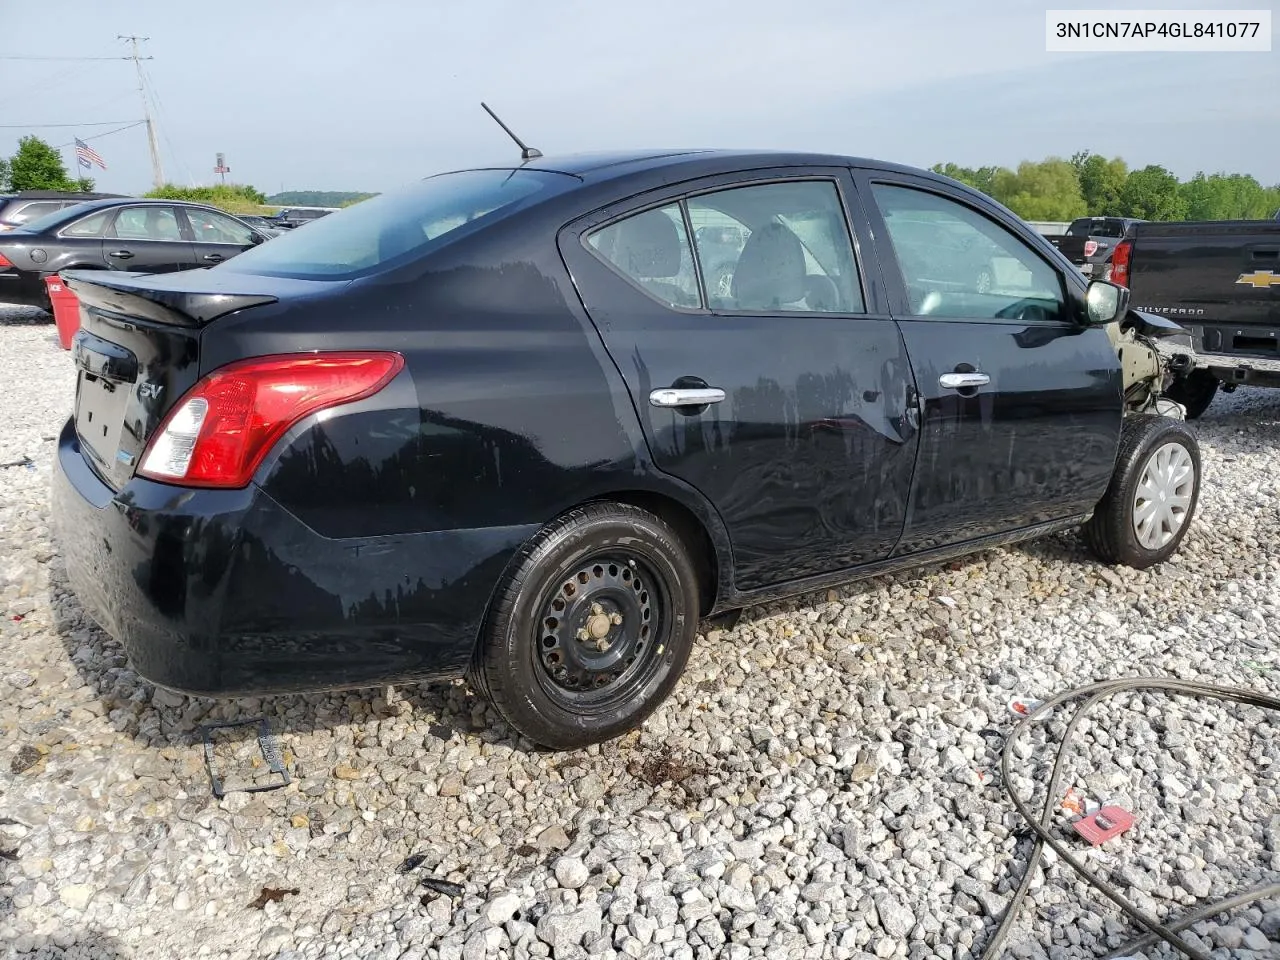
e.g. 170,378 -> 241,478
978,677 -> 1280,960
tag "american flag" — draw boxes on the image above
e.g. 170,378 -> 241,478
74,138 -> 107,171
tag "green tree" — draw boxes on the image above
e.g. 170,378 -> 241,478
929,163 -> 1002,197
1179,172 -> 1270,220
1073,152 -> 1128,216
1117,164 -> 1188,220
144,183 -> 269,214
989,158 -> 1087,221
7,135 -> 85,191
0,156 -> 9,191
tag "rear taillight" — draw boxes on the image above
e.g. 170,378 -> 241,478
1083,240 -> 1098,258
138,352 -> 403,488
1110,239 -> 1133,288
0,252 -> 12,267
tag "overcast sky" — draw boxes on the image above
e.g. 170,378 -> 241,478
2,0 -> 1276,196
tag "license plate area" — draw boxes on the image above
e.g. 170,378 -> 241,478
72,330 -> 139,484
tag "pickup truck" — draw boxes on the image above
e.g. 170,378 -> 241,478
1114,219 -> 1280,418
1047,217 -> 1145,279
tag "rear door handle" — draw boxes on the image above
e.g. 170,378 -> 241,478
202,253 -> 224,262
939,372 -> 990,390
107,250 -> 134,260
649,387 -> 726,407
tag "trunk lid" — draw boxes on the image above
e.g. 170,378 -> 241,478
61,269 -> 291,490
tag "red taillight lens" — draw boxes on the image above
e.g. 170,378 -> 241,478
138,352 -> 404,488
0,252 -> 13,267
1083,240 -> 1098,258
1110,239 -> 1132,288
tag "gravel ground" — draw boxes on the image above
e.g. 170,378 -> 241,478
0,303 -> 1277,960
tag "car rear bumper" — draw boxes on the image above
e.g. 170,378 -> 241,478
51,416 -> 535,697
0,270 -> 51,310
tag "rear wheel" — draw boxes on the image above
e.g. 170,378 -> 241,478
471,503 -> 699,750
1163,370 -> 1218,420
1083,414 -> 1200,569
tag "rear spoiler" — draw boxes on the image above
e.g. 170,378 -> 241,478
61,271 -> 277,327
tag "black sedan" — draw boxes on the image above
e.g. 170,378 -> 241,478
0,198 -> 269,310
51,150 -> 1199,750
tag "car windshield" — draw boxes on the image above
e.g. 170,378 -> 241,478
220,169 -> 565,280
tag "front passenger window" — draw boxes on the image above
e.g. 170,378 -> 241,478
871,184 -> 1066,323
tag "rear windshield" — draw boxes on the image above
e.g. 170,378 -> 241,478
220,169 -> 565,280
1066,219 -> 1125,238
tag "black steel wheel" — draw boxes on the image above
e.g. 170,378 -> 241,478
471,503 -> 699,750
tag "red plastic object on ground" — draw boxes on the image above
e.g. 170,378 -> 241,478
1072,805 -> 1135,846
45,275 -> 81,350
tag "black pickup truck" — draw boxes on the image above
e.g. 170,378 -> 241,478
1047,217 -> 1145,279
1115,219 -> 1280,417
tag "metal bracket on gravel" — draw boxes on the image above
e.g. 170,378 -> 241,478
200,718 -> 291,798
981,677 -> 1280,960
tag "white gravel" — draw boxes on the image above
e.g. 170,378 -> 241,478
0,303 -> 1277,960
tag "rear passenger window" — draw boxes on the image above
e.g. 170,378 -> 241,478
587,205 -> 701,309
872,184 -> 1066,323
112,206 -> 182,242
688,181 -> 863,313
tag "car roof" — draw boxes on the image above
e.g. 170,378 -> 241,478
469,149 -> 933,182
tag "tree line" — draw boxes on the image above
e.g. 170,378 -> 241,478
932,152 -> 1280,222
0,136 -> 96,193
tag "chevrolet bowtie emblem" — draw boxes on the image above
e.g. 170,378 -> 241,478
1236,270 -> 1280,289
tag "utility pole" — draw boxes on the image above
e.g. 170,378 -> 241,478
118,35 -> 164,189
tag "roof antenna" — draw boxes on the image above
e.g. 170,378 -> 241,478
481,102 -> 542,161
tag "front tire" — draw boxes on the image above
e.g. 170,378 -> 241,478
471,503 -> 700,750
1084,414 -> 1200,569
1163,370 -> 1218,420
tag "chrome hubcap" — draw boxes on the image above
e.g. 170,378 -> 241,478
1133,441 -> 1194,550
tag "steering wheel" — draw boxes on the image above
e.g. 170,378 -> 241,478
994,298 -> 1054,323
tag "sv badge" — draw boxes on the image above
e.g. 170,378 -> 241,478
138,382 -> 164,400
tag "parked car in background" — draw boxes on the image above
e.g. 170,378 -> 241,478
236,215 -> 285,238
1115,217 -> 1280,418
52,150 -> 1197,750
1047,216 -> 1146,278
270,207 -> 337,229
0,190 -> 127,232
0,198 -> 269,311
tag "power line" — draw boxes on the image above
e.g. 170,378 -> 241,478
0,55 -> 147,61
0,120 -> 141,128
53,121 -> 147,149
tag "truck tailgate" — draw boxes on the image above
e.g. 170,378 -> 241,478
1129,221 -> 1280,328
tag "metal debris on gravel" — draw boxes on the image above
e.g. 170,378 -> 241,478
0,304 -> 1277,959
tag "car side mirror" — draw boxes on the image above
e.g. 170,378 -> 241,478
249,232 -> 265,245
1084,279 -> 1129,326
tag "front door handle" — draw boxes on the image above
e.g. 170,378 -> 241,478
202,253 -> 224,262
939,372 -> 990,390
649,387 -> 726,408
107,250 -> 134,260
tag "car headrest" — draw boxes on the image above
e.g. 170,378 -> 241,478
616,210 -> 682,279
732,221 -> 806,309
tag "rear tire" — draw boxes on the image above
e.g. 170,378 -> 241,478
471,503 -> 699,750
1083,414 -> 1200,569
1163,370 -> 1218,420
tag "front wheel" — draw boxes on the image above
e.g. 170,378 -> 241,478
1083,414 -> 1201,569
471,503 -> 700,750
1163,370 -> 1218,420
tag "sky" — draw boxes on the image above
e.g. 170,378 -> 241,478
2,0 -> 1277,197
